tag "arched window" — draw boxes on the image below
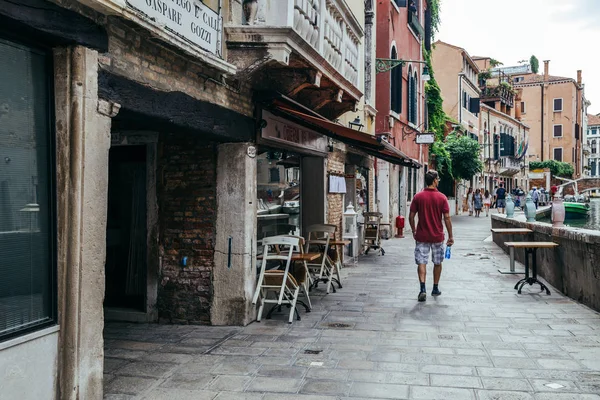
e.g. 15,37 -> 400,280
411,71 -> 418,124
390,47 -> 402,114
407,66 -> 417,124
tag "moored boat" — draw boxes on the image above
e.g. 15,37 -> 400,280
564,202 -> 590,218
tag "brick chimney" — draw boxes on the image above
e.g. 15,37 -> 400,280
544,60 -> 550,81
577,70 -> 582,85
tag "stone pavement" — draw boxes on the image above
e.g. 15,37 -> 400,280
104,214 -> 600,400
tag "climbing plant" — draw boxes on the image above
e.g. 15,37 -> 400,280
428,0 -> 441,38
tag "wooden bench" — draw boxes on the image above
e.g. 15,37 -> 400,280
491,228 -> 533,274
504,242 -> 559,295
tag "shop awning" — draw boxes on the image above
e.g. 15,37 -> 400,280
269,106 -> 421,168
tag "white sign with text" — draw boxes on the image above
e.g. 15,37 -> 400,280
127,0 -> 221,54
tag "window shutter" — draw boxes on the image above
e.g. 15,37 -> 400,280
554,98 -> 562,111
575,123 -> 580,140
554,125 -> 562,137
424,8 -> 432,51
469,98 -> 480,114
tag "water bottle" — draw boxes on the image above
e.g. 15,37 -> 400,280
445,246 -> 451,259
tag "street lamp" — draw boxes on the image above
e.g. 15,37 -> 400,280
375,58 -> 431,78
348,116 -> 364,131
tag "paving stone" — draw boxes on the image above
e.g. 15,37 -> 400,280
160,373 -> 215,390
481,377 -> 533,391
104,376 -> 156,395
257,365 -> 307,379
207,375 -> 252,392
349,382 -> 408,399
386,372 -> 429,385
141,352 -> 194,364
211,363 -> 260,375
348,370 -> 387,383
214,393 -> 264,400
104,358 -> 130,373
477,367 -> 523,378
421,365 -> 476,375
117,361 -> 177,378
528,379 -> 580,392
533,395 -> 600,400
305,367 -> 349,381
476,390 -> 535,400
536,359 -> 583,370
299,379 -> 352,396
246,377 -> 302,393
143,388 -> 219,400
430,374 -> 482,388
410,385 -> 475,399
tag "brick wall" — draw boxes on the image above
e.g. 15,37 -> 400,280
98,19 -> 253,117
327,149 -> 346,237
157,133 -> 217,324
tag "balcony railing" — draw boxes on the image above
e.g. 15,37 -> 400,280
480,85 -> 515,108
244,0 -> 361,87
408,11 -> 424,37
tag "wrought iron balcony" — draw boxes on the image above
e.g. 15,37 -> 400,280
226,0 -> 363,118
480,85 -> 515,108
408,11 -> 424,37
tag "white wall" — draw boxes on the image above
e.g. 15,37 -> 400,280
0,328 -> 59,400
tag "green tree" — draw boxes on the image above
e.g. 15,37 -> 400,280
489,58 -> 503,68
445,133 -> 483,181
530,55 -> 539,74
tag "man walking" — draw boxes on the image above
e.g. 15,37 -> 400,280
496,183 -> 507,214
409,170 -> 454,302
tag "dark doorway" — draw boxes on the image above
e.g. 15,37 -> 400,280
105,145 -> 147,311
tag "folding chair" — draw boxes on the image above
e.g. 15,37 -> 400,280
305,224 -> 341,294
252,236 -> 304,323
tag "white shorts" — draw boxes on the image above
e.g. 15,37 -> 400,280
414,242 -> 445,265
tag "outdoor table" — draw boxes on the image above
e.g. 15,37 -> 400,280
491,228 -> 533,274
504,241 -> 559,295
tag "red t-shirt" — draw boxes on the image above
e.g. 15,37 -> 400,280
409,188 -> 450,243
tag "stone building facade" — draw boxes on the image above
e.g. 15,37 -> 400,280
0,0 -> 416,399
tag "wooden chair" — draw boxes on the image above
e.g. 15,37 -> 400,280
252,236 -> 302,323
305,224 -> 340,294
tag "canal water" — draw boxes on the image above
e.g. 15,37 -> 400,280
561,198 -> 600,231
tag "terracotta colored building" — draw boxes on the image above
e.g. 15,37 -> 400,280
375,0 -> 431,231
510,61 -> 586,177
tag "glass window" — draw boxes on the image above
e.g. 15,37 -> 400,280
256,150 -> 301,245
592,128 -> 598,136
390,47 -> 402,114
592,140 -> 597,155
553,148 -> 563,162
554,125 -> 563,137
0,38 -> 55,340
553,98 -> 563,112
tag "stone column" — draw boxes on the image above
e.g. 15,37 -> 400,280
212,143 -> 257,326
54,46 -> 117,400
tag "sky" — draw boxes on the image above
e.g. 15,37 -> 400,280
436,0 -> 600,114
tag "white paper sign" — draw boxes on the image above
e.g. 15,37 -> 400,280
127,0 -> 221,54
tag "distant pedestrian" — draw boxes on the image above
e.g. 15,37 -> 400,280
532,187 -> 539,209
496,183 -> 507,214
409,170 -> 454,302
483,190 -> 492,216
473,189 -> 483,217
492,185 -> 498,208
466,187 -> 474,216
